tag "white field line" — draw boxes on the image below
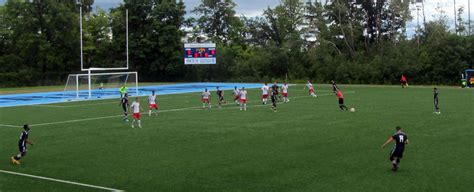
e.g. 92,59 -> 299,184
0,123 -> 20,128
1,91 -> 355,128
31,96 -> 191,108
0,170 -> 123,192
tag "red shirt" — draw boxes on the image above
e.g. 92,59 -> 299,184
337,91 -> 343,99
401,75 -> 407,81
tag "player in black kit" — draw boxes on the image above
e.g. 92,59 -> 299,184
433,87 -> 440,114
270,85 -> 278,112
119,93 -> 129,121
381,126 -> 409,172
11,124 -> 33,165
216,86 -> 226,108
331,80 -> 339,94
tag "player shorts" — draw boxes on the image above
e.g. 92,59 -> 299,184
338,98 -> 344,104
234,95 -> 239,100
390,147 -> 404,159
122,105 -> 128,112
202,98 -> 209,103
133,113 -> 141,119
240,99 -> 247,104
283,92 -> 288,97
219,96 -> 224,101
262,94 -> 268,99
309,88 -> 314,93
149,104 -> 158,109
18,144 -> 27,153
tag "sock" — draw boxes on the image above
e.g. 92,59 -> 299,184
244,104 -> 247,110
149,110 -> 151,116
209,104 -> 211,109
202,103 -> 205,108
138,120 -> 141,127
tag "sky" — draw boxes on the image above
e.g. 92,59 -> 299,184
0,0 -> 472,35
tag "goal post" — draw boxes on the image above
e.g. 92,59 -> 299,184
63,71 -> 139,101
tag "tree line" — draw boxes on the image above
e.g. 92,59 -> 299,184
0,0 -> 472,87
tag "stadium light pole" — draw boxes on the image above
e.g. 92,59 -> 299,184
79,2 -> 84,71
469,0 -> 471,35
454,0 -> 457,35
126,9 -> 129,70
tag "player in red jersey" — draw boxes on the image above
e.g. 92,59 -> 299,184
337,89 -> 348,111
261,83 -> 269,105
148,90 -> 158,116
202,88 -> 211,109
239,87 -> 248,111
130,97 -> 143,128
305,81 -> 317,97
400,75 -> 408,88
281,83 -> 289,103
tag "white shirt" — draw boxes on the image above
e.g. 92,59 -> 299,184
261,85 -> 269,95
282,84 -> 288,93
240,90 -> 247,99
306,83 -> 313,89
202,91 -> 211,99
130,101 -> 140,113
148,94 -> 156,104
233,89 -> 240,96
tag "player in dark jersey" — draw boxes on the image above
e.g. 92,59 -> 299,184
11,124 -> 33,165
270,86 -> 278,112
271,82 -> 279,102
331,80 -> 339,94
433,87 -> 440,114
119,93 -> 129,121
381,126 -> 409,172
216,86 -> 226,108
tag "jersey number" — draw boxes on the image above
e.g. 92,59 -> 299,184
399,135 -> 404,143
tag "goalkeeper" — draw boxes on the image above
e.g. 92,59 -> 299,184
119,85 -> 128,98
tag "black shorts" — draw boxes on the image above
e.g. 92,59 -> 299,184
390,147 -> 404,159
338,98 -> 344,104
19,144 -> 27,153
219,96 -> 224,101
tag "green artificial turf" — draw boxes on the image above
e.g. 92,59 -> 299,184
0,84 -> 473,192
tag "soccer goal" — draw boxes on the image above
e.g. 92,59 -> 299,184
63,71 -> 138,100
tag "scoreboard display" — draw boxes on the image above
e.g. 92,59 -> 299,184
184,43 -> 216,65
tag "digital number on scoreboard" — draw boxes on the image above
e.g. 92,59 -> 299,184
184,43 -> 216,65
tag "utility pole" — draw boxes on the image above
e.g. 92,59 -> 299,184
454,0 -> 457,35
469,0 -> 471,35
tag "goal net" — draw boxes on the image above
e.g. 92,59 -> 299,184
63,71 -> 139,100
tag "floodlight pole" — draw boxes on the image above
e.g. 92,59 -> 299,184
454,0 -> 457,35
469,0 -> 471,35
126,9 -> 129,69
88,69 -> 92,99
79,4 -> 84,71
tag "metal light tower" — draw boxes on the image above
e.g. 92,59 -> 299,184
454,0 -> 457,35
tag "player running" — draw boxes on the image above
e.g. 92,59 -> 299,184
433,87 -> 440,114
261,83 -> 269,105
400,75 -> 408,88
202,88 -> 211,109
305,81 -> 317,97
130,97 -> 142,128
281,83 -> 289,103
216,86 -> 227,108
331,80 -> 339,93
148,90 -> 158,116
233,86 -> 240,105
337,89 -> 349,111
239,87 -> 248,111
11,124 -> 33,165
270,85 -> 278,112
119,93 -> 129,121
381,126 -> 409,172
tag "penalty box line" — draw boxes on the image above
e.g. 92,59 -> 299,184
0,170 -> 123,192
0,91 -> 355,128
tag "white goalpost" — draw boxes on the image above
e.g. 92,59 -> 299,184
65,5 -> 136,100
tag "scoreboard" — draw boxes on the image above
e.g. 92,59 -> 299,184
184,43 -> 216,65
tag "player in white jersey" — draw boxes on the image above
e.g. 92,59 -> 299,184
202,88 -> 211,109
233,86 -> 240,105
239,87 -> 248,111
305,81 -> 317,97
130,97 -> 143,128
261,83 -> 269,105
148,90 -> 158,116
281,83 -> 289,103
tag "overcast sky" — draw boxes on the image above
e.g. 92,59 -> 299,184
0,0 -> 472,35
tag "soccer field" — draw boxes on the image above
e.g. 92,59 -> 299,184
0,84 -> 473,192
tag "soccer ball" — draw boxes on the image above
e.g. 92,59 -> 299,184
350,108 -> 355,112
